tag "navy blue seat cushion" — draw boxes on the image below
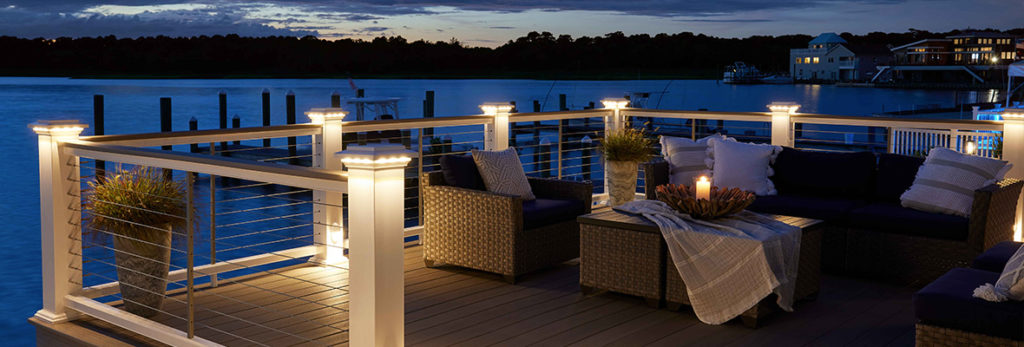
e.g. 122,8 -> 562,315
847,203 -> 969,241
747,194 -> 865,221
771,147 -> 877,199
874,153 -> 925,203
522,198 -> 586,230
439,155 -> 486,191
974,241 -> 1024,272
914,268 -> 1024,340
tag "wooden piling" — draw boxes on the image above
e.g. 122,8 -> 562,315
423,91 -> 435,147
331,91 -> 341,108
232,115 -> 240,145
357,89 -> 365,98
219,90 -> 227,151
533,100 -> 541,112
286,90 -> 297,164
93,94 -> 105,182
160,97 -> 172,179
189,117 -> 199,153
559,94 -> 568,111
262,89 -> 271,147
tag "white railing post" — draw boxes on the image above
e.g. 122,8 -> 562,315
307,108 -> 348,265
1001,112 -> 1024,241
768,102 -> 800,147
338,145 -> 414,347
31,120 -> 87,324
481,102 -> 512,151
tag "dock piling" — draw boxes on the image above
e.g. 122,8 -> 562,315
160,97 -> 172,179
559,94 -> 568,111
93,94 -> 105,182
219,90 -> 227,151
189,117 -> 198,153
331,91 -> 341,108
232,115 -> 240,145
533,100 -> 540,112
286,90 -> 297,164
262,89 -> 271,147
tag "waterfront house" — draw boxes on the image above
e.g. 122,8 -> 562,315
789,33 -> 890,82
877,32 -> 1020,84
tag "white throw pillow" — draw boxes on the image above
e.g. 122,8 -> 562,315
707,138 -> 781,196
901,147 -> 1011,217
974,244 -> 1024,302
660,134 -> 732,185
471,147 -> 536,200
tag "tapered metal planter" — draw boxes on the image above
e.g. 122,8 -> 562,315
607,160 -> 639,207
113,225 -> 172,318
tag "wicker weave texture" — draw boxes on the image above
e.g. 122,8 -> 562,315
664,222 -> 823,309
916,324 -> 1023,347
579,224 -> 665,300
421,171 -> 591,278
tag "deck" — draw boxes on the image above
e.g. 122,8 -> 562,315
38,244 -> 918,346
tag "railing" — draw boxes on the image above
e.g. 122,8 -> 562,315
32,100 -> 1024,347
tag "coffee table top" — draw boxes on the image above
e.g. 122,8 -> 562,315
578,208 -> 823,233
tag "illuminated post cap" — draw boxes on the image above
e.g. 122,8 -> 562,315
1002,112 -> 1024,120
479,102 -> 514,116
337,144 -> 416,170
305,107 -> 348,124
768,101 -> 801,114
601,98 -> 629,110
29,119 -> 88,137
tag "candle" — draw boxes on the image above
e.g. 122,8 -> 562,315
696,176 -> 711,201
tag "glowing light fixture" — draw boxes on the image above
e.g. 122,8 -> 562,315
767,102 -> 801,114
30,120 -> 88,138
601,98 -> 629,110
479,102 -> 514,116
305,107 -> 348,124
964,141 -> 977,155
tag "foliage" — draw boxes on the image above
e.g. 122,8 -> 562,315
85,168 -> 188,239
600,127 -> 655,162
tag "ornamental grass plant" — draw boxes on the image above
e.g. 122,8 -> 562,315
600,127 -> 656,163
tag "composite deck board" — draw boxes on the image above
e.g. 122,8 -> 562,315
67,244 -> 918,346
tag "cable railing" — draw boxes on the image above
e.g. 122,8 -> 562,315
32,101 -> 1024,347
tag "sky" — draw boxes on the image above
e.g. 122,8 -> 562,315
0,0 -> 1021,47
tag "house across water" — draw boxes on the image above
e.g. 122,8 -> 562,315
789,33 -> 891,82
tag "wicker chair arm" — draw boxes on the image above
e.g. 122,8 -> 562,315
528,177 -> 594,212
641,161 -> 670,200
968,178 -> 1024,251
421,183 -> 523,269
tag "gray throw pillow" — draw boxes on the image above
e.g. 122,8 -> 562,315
471,147 -> 536,200
901,147 -> 1011,217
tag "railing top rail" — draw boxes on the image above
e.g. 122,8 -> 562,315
795,114 -> 1004,131
65,140 -> 347,192
509,109 -> 612,122
622,109 -> 772,121
342,115 -> 490,132
81,124 -> 322,147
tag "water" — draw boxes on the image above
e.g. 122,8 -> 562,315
0,77 -> 992,344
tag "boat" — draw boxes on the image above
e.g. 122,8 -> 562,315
762,74 -> 794,84
722,62 -> 764,84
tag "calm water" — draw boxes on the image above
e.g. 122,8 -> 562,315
0,77 -> 997,344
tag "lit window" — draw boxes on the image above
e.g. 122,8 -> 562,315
795,57 -> 801,64
813,57 -> 820,64
804,57 -> 811,64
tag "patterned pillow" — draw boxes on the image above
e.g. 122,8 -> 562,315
901,147 -> 1011,217
471,147 -> 536,200
708,138 -> 782,196
660,134 -> 731,185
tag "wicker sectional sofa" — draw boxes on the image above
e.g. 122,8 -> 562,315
643,147 -> 1023,285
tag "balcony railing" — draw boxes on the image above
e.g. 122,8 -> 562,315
31,100 -> 1024,346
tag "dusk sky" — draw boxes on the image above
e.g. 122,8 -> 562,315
0,0 -> 1021,47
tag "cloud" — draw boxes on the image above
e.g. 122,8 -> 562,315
489,26 -> 515,29
676,19 -> 776,23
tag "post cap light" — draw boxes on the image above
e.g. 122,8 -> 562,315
965,140 -> 977,155
337,144 -> 416,170
480,102 -> 514,116
29,119 -> 88,137
768,102 -> 801,114
1002,112 -> 1024,120
601,98 -> 629,110
306,107 -> 348,124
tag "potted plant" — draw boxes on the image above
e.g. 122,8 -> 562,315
86,168 -> 188,317
600,127 -> 655,207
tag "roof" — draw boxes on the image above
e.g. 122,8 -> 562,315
889,39 -> 951,52
809,33 -> 847,45
947,31 -> 1016,39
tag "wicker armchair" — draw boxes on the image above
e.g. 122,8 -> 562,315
421,171 -> 592,283
642,160 -> 1024,285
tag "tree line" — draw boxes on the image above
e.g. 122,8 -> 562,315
0,28 -> 1020,79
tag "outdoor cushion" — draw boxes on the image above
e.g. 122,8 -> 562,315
707,138 -> 781,196
522,198 -> 586,230
746,194 -> 865,221
847,203 -> 969,241
901,147 -> 1011,217
914,267 -> 1024,340
874,153 -> 925,203
439,154 -> 486,190
974,242 -> 1024,273
771,147 -> 876,199
660,134 -> 731,186
472,147 -> 536,200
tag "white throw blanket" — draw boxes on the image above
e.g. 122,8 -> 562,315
614,200 -> 802,324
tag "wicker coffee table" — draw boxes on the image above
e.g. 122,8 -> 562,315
578,209 -> 824,328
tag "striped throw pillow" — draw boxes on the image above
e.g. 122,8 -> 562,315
660,134 -> 731,185
901,147 -> 1011,217
471,147 -> 536,200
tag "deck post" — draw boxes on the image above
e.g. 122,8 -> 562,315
31,120 -> 87,324
307,108 -> 348,265
481,102 -> 513,151
339,144 -> 413,347
768,102 -> 800,147
1000,111 -> 1024,241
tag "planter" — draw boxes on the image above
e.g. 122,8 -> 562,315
607,160 -> 639,207
113,225 -> 172,318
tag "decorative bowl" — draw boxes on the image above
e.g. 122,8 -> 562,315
655,184 -> 756,220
